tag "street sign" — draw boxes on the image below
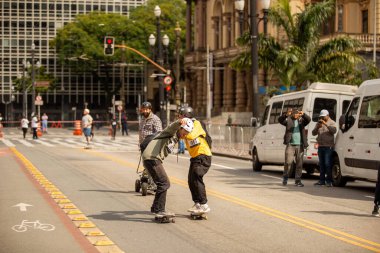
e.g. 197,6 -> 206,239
35,100 -> 44,106
36,95 -> 42,101
114,100 -> 123,106
117,105 -> 123,111
163,76 -> 173,85
35,81 -> 50,87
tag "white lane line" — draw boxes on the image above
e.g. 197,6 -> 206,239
365,195 -> 375,199
173,155 -> 236,170
261,174 -> 281,180
50,138 -> 76,148
1,139 -> 15,147
34,139 -> 55,147
17,139 -> 34,147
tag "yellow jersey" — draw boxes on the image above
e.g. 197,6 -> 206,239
184,120 -> 212,158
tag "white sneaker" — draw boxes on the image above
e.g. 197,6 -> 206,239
198,203 -> 210,213
187,203 -> 200,212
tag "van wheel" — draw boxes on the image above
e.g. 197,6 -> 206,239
252,149 -> 262,172
332,156 -> 347,187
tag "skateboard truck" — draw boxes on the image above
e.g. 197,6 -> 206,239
190,211 -> 208,220
154,213 -> 175,223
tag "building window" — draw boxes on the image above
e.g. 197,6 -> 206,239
362,10 -> 368,33
338,5 -> 343,32
214,18 -> 220,49
226,16 -> 232,48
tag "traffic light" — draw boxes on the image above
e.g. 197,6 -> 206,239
104,36 -> 115,56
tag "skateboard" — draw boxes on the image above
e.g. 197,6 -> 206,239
84,145 -> 92,149
189,211 -> 208,220
154,213 -> 175,223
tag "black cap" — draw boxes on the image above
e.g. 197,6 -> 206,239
141,102 -> 152,109
178,106 -> 194,118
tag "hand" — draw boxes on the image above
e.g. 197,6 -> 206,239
298,111 -> 304,116
286,110 -> 292,116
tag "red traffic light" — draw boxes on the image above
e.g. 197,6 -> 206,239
106,38 -> 114,45
165,85 -> 171,92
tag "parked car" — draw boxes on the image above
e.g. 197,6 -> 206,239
332,79 -> 380,186
250,82 -> 357,176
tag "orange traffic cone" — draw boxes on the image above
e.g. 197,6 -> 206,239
73,120 -> 82,135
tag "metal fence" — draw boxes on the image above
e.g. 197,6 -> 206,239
206,124 -> 256,159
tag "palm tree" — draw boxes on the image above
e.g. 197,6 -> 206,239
230,0 -> 377,91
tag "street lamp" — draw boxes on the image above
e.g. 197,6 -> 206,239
31,43 -> 36,114
21,59 -> 29,117
235,0 -> 271,119
174,22 -> 182,106
235,0 -> 245,36
153,5 -> 165,126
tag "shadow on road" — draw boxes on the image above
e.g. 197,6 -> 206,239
88,210 -> 153,223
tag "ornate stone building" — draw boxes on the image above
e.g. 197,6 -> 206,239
183,0 -> 380,123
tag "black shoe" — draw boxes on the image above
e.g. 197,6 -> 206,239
372,205 -> 379,217
282,178 -> 288,186
151,206 -> 157,214
295,181 -> 304,187
314,181 -> 325,186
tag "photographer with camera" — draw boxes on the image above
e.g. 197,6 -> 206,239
312,109 -> 337,187
278,108 -> 311,187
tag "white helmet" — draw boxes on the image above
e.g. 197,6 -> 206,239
181,118 -> 194,133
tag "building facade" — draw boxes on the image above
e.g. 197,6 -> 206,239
0,0 -> 146,122
183,0 -> 380,123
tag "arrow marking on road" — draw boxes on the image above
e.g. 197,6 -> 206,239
13,203 -> 33,212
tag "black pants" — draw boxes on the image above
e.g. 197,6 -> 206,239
188,155 -> 211,205
122,123 -> 128,135
143,160 -> 170,213
375,168 -> 380,205
112,126 -> 116,139
22,128 -> 28,139
32,127 -> 38,139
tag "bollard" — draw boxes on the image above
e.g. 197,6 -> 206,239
0,123 -> 3,138
73,120 -> 82,135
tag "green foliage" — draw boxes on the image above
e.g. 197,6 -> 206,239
13,66 -> 56,93
230,0 -> 378,89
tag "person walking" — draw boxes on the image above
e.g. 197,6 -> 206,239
111,117 -> 117,140
121,111 -> 128,136
178,106 -> 212,214
31,112 -> 39,140
21,115 -> 29,139
312,109 -> 337,187
81,109 -> 93,147
278,108 -> 311,187
142,118 -> 193,217
41,113 -> 48,133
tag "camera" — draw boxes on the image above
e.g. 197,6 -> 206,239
318,119 -> 324,124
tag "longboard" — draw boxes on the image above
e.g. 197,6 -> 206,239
190,211 -> 208,220
154,213 -> 175,223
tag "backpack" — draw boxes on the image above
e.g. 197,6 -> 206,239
199,121 -> 212,149
139,132 -> 160,153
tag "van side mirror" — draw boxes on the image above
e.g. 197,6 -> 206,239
338,115 -> 346,132
251,117 -> 260,127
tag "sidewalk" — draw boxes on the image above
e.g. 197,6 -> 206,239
0,147 -> 98,253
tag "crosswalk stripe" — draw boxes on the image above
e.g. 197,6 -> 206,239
34,139 -> 55,147
17,139 -> 34,147
50,138 -> 77,148
1,139 -> 15,147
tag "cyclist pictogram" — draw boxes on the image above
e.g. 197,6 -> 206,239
12,220 -> 55,232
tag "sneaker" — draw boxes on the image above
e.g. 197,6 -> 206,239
187,203 -> 201,212
325,182 -> 333,187
372,204 -> 379,217
295,181 -> 304,187
282,177 -> 288,186
314,181 -> 325,186
198,203 -> 211,213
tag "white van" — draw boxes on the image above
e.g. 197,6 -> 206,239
250,82 -> 357,176
332,79 -> 380,186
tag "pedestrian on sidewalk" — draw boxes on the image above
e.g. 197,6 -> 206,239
278,108 -> 311,187
81,109 -> 93,147
312,109 -> 337,187
178,106 -> 212,214
142,118 -> 192,217
41,113 -> 48,133
21,115 -> 29,139
111,117 -> 117,140
121,111 -> 128,136
31,112 -> 39,140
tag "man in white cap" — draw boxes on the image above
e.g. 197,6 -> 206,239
312,109 -> 337,187
82,109 -> 93,147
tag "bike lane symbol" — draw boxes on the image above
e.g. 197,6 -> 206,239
12,220 -> 55,232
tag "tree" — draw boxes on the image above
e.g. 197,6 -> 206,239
50,0 -> 186,107
230,0 -> 378,92
13,66 -> 56,94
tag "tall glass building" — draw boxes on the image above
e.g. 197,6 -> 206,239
0,0 -> 146,122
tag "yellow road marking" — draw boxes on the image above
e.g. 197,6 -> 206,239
84,149 -> 380,252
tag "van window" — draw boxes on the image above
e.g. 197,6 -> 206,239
342,100 -> 351,114
312,98 -> 337,121
269,101 -> 283,124
358,95 -> 380,128
344,97 -> 360,131
261,105 -> 270,126
283,98 -> 304,114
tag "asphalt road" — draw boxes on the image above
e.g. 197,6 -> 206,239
0,129 -> 379,253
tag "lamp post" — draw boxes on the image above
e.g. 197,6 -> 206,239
235,0 -> 270,119
174,22 -> 182,107
235,0 -> 245,36
162,34 -> 170,125
22,59 -> 29,117
31,43 -> 36,114
154,5 -> 166,126
262,2 -> 270,88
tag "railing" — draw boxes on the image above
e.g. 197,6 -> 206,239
320,33 -> 380,48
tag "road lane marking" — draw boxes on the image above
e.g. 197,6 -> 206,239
85,149 -> 380,252
17,139 -> 35,147
34,139 -> 55,147
174,155 -> 236,170
10,147 -> 124,253
261,174 -> 281,180
1,139 -> 15,147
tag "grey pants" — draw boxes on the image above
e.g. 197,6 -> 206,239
284,144 -> 304,181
